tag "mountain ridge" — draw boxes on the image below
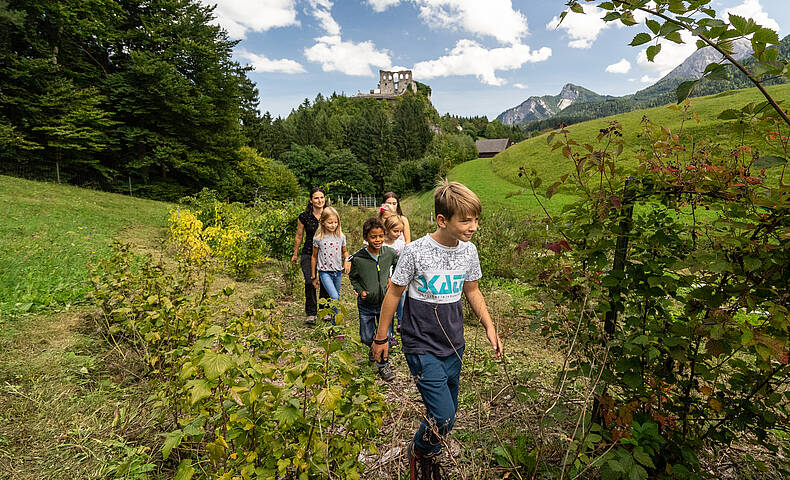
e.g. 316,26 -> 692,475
496,36 -> 789,130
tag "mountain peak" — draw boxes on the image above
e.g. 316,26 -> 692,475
496,84 -> 606,125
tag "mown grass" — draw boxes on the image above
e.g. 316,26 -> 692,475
0,175 -> 171,318
493,83 -> 790,189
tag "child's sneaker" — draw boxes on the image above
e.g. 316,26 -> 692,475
335,334 -> 345,341
305,315 -> 316,325
377,363 -> 396,382
388,335 -> 398,347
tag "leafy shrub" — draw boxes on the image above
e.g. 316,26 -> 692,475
528,107 -> 790,478
427,132 -> 477,167
236,146 -> 300,203
91,243 -> 387,478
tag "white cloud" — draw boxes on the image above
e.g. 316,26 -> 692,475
547,6 -> 610,49
236,48 -> 305,74
201,0 -> 299,39
513,83 -> 528,89
724,0 -> 780,32
309,0 -> 341,35
303,0 -> 393,76
606,58 -> 632,74
415,0 -> 528,45
412,39 -> 551,86
367,0 -> 402,12
304,35 -> 393,76
636,31 -> 697,76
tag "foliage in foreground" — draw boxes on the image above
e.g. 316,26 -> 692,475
525,100 -> 789,479
91,244 -> 387,479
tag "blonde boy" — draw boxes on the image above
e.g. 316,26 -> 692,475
372,180 -> 502,479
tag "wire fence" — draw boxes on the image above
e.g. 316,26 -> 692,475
335,194 -> 379,208
1,160 -> 142,197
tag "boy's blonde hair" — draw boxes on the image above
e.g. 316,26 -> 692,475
383,214 -> 404,235
434,179 -> 481,221
315,206 -> 344,239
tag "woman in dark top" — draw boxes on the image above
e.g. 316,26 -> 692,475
292,188 -> 329,324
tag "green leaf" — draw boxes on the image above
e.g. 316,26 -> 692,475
696,39 -> 707,50
603,12 -> 621,22
704,63 -> 729,81
676,80 -> 698,103
646,20 -> 661,35
199,350 -> 234,380
629,464 -> 649,480
599,2 -> 615,10
174,459 -> 195,480
620,11 -> 637,26
187,379 -> 212,405
633,447 -> 656,469
753,156 -> 787,169
273,404 -> 301,426
570,3 -> 584,14
728,14 -> 749,34
646,44 -> 662,62
753,27 -> 779,45
316,385 -> 343,411
630,33 -> 652,46
665,31 -> 683,44
718,109 -> 740,120
743,256 -> 762,272
162,429 -> 184,461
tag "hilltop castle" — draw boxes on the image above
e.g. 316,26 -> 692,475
357,70 -> 418,99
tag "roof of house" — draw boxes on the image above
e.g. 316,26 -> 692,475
475,138 -> 510,154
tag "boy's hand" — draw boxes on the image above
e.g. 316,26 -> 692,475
360,290 -> 367,300
312,277 -> 320,289
371,341 -> 389,363
486,326 -> 503,358
343,260 -> 351,274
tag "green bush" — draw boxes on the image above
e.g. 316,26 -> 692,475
236,146 -> 300,203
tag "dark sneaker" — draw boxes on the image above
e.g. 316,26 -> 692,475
377,363 -> 396,382
407,441 -> 433,480
305,315 -> 316,325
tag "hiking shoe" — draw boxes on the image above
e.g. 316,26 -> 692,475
407,441 -> 433,480
305,315 -> 316,325
388,335 -> 398,347
377,363 -> 396,382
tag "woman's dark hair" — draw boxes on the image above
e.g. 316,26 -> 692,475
362,217 -> 385,239
305,187 -> 326,212
382,191 -> 403,215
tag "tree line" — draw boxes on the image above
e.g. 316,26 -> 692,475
0,0 -> 526,201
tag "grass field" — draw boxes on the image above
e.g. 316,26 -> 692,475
0,175 -> 171,318
493,83 -> 790,189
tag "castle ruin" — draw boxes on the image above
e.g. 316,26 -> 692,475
357,70 -> 418,99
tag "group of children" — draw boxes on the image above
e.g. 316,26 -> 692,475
307,181 -> 502,479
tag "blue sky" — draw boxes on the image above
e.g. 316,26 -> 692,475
202,1 -> 790,119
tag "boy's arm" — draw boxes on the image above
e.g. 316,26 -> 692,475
463,280 -> 503,357
371,283 -> 407,362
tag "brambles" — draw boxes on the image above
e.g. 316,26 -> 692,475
529,100 -> 789,478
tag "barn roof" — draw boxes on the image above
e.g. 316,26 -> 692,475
475,138 -> 510,154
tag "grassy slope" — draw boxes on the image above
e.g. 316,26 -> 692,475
0,175 -> 171,317
404,84 -> 790,217
494,84 -> 790,190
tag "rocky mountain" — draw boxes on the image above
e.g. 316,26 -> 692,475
660,38 -> 752,81
504,35 -> 789,131
496,84 -> 612,125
